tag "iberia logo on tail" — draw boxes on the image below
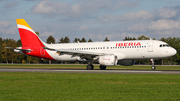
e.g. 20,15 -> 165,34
16,19 -> 55,60
16,19 -> 44,48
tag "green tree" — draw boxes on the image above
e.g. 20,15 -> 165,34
81,37 -> 86,42
16,39 -> 22,47
137,35 -> 150,40
0,37 -> 2,63
27,56 -> 33,63
46,35 -> 55,44
1,42 -> 8,63
6,39 -> 18,64
0,37 -> 2,45
103,37 -> 110,41
123,37 -> 136,41
58,36 -> 70,43
16,39 -> 26,63
0,45 -> 2,63
64,36 -> 70,43
88,39 -> 93,42
58,37 -> 64,43
35,31 -> 40,36
73,38 -> 81,43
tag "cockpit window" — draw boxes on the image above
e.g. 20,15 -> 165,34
166,44 -> 170,47
159,44 -> 170,47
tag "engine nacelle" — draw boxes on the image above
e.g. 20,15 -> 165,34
118,60 -> 135,66
99,55 -> 118,66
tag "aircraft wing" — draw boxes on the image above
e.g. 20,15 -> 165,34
43,47 -> 112,58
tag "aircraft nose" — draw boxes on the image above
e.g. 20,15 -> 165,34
170,48 -> 177,56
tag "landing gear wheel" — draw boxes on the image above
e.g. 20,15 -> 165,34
150,59 -> 156,70
151,66 -> 156,70
86,64 -> 94,70
99,65 -> 106,70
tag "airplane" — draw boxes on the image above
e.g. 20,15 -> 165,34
6,19 -> 177,70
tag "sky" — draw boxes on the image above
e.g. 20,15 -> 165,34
1,0 -> 180,42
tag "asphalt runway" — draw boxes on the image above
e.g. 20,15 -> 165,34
0,68 -> 180,74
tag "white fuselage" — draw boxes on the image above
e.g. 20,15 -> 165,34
43,40 -> 176,61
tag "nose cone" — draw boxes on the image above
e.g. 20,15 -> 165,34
170,48 -> 177,56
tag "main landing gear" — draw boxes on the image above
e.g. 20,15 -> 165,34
150,59 -> 156,70
99,65 -> 106,70
86,64 -> 94,70
86,64 -> 107,70
86,61 -> 94,70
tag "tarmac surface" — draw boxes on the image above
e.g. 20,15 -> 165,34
0,68 -> 180,74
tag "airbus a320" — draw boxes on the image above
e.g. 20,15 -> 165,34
7,19 -> 177,70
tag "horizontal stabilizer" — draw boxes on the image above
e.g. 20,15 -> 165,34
5,47 -> 33,52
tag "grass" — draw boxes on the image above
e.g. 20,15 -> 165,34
0,64 -> 180,70
0,72 -> 180,101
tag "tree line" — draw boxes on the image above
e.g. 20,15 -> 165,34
47,36 -> 109,44
0,34 -> 179,65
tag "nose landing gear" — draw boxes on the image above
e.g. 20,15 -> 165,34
150,59 -> 156,70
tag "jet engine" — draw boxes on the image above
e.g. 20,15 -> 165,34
118,60 -> 135,66
98,55 -> 118,66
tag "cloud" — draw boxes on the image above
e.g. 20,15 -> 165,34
127,23 -> 147,32
32,0 -> 137,18
4,26 -> 17,35
79,0 -> 137,10
31,2 -> 180,41
156,7 -> 178,19
40,31 -> 54,37
0,20 -> 10,28
0,20 -> 17,35
105,32 -> 138,40
33,1 -> 59,14
78,25 -> 89,30
98,5 -> 180,23
98,10 -> 153,22
32,1 -> 82,17
97,14 -> 116,22
148,19 -> 180,31
120,10 -> 153,21
126,19 -> 180,32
